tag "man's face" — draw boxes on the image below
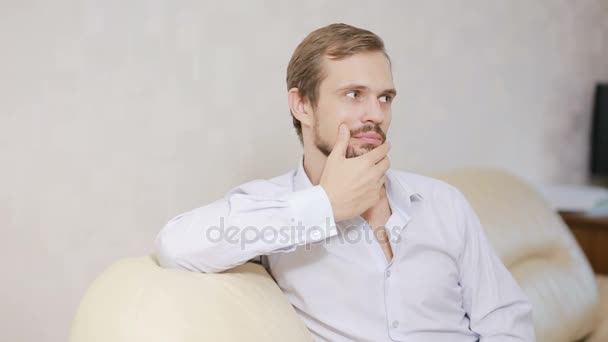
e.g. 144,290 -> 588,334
312,51 -> 395,158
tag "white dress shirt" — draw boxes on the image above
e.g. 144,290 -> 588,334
155,157 -> 535,342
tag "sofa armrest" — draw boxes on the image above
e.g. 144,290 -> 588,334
69,255 -> 313,342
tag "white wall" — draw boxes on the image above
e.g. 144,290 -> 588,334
1,1 -> 607,341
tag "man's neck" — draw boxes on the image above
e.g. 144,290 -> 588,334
302,147 -> 327,186
361,186 -> 389,221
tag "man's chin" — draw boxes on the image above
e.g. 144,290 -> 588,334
345,143 -> 377,158
316,139 -> 383,158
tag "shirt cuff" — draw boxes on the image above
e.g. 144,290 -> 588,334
282,185 -> 338,243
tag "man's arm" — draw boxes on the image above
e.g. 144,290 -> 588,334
155,124 -> 391,273
456,190 -> 536,341
155,183 -> 337,273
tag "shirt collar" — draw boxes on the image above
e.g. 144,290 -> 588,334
293,155 -> 423,207
386,169 -> 424,209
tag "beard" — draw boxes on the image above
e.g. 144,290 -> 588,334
314,121 -> 386,158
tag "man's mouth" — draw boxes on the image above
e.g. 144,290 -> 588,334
353,132 -> 383,144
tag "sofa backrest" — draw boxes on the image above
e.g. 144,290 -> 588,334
433,167 -> 600,342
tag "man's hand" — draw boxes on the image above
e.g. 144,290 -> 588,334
320,124 -> 391,222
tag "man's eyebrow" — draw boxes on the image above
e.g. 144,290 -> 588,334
335,84 -> 397,97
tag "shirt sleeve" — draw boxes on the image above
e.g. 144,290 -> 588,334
455,190 -> 536,341
155,184 -> 337,273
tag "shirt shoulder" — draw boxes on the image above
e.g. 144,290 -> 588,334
388,169 -> 465,202
224,169 -> 296,198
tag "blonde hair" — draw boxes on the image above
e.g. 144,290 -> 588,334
286,23 -> 390,143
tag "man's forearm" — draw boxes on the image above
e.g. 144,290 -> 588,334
155,184 -> 337,273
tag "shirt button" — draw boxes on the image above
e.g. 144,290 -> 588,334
386,270 -> 391,278
392,320 -> 399,328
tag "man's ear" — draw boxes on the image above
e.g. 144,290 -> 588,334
288,88 -> 313,128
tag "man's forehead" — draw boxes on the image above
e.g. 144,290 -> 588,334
320,53 -> 394,91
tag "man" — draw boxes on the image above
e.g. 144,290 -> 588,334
155,23 -> 535,341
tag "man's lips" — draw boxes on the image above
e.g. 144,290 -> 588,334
353,133 -> 383,144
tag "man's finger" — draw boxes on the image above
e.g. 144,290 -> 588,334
330,124 -> 350,158
359,141 -> 390,165
372,156 -> 391,178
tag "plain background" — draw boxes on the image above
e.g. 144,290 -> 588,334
1,1 -> 607,341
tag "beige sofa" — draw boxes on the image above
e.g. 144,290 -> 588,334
69,167 -> 608,342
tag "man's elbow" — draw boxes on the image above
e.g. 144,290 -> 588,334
153,227 -> 230,274
154,230 -> 186,270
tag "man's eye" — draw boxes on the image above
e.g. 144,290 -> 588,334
346,91 -> 359,99
379,95 -> 392,103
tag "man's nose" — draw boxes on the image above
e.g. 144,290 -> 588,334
361,97 -> 384,123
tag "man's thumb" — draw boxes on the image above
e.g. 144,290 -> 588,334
331,124 -> 350,157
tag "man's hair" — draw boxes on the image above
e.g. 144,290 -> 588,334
286,23 -> 390,144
